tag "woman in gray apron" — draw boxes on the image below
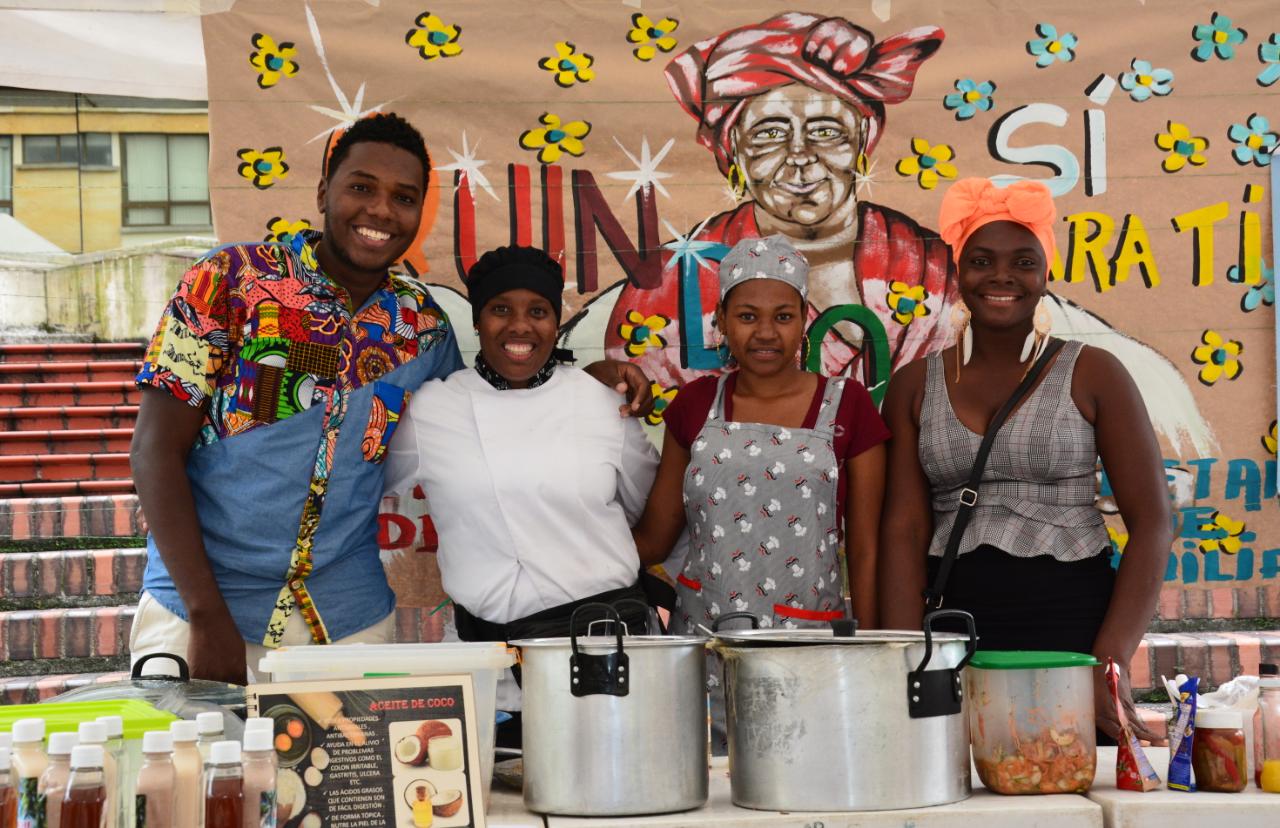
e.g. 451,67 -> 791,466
632,235 -> 889,751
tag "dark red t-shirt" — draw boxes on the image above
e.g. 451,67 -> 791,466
663,372 -> 890,514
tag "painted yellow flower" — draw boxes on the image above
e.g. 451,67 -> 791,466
645,383 -> 679,427
618,310 -> 669,357
1264,420 -> 1278,455
264,217 -> 311,245
1198,511 -> 1246,555
406,12 -> 461,61
1190,329 -> 1242,385
539,41 -> 595,87
518,113 -> 591,164
236,147 -> 289,189
886,281 -> 930,326
1107,526 -> 1129,555
627,13 -> 679,62
1155,121 -> 1209,173
895,138 -> 958,190
249,33 -> 299,89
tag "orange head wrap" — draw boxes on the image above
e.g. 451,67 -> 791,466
938,178 -> 1057,275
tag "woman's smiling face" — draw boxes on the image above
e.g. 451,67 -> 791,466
731,86 -> 863,230
476,288 -> 559,388
958,220 -> 1047,331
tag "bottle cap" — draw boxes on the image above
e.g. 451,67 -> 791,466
196,711 -> 224,735
170,720 -> 199,743
243,729 -> 274,753
0,747 -> 10,771
244,717 -> 274,733
77,721 -> 107,745
209,740 -> 241,765
12,718 -> 45,743
1195,707 -> 1243,730
70,745 -> 105,769
143,731 -> 174,754
96,716 -> 124,739
47,732 -> 79,757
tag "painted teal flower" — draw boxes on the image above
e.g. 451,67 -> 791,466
1026,23 -> 1077,67
1119,59 -> 1174,102
1260,34 -> 1280,87
1192,12 -> 1247,62
942,79 -> 996,120
1227,258 -> 1275,312
1228,113 -> 1277,166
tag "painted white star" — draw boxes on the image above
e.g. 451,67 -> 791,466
435,132 -> 499,201
661,214 -> 718,273
303,2 -> 395,144
854,156 -> 881,199
607,136 -> 675,203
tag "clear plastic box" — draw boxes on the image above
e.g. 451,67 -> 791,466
256,642 -> 514,792
966,650 -> 1098,795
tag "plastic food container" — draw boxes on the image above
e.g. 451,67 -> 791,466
1193,708 -> 1247,792
257,642 -> 514,793
966,651 -> 1098,795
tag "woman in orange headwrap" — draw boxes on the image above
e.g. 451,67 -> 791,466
878,178 -> 1172,743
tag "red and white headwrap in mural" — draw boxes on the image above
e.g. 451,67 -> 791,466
665,12 -> 945,174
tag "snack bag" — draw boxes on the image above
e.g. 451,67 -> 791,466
1167,674 -> 1199,791
1108,659 -> 1161,791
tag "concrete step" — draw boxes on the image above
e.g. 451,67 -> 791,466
0,494 -> 141,539
0,380 -> 139,407
0,452 -> 132,483
0,342 -> 145,364
0,405 -> 139,431
0,429 -> 133,456
0,360 -> 142,384
0,478 -> 135,499
0,605 -> 136,661
1,548 -> 146,602
1,670 -> 130,705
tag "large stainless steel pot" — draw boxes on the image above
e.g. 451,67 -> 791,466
511,603 -> 709,816
712,610 -> 977,812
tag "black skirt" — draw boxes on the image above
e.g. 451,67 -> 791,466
926,544 -> 1115,655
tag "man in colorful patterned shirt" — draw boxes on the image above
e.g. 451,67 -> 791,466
131,114 -> 465,683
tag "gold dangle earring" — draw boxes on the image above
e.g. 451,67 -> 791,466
950,301 -> 972,383
726,163 -> 748,201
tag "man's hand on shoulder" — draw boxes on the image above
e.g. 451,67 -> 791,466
584,359 -> 655,418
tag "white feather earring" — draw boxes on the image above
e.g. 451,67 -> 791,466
949,301 -> 972,382
1020,298 -> 1053,364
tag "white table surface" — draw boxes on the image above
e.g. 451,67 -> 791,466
1087,746 -> 1280,828
540,757 -> 1102,828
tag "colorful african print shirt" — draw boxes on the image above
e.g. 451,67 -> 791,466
137,230 -> 463,646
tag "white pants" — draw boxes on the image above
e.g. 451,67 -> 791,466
129,591 -> 396,682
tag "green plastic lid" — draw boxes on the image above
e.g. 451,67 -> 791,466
0,700 -> 177,741
968,650 -> 1099,670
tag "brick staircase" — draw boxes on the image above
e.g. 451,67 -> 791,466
0,339 -> 1275,705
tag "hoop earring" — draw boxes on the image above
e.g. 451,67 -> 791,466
726,163 -> 748,201
949,301 -> 972,382
712,327 -> 734,368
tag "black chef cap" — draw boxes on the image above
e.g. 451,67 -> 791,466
466,246 -> 563,325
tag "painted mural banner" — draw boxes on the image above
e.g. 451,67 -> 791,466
200,0 -> 1278,617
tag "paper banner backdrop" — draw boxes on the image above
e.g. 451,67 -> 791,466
201,0 -> 1279,611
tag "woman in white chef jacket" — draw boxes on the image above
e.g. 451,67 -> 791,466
383,245 -> 660,745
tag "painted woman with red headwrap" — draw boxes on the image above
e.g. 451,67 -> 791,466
878,178 -> 1172,744
604,12 -> 955,395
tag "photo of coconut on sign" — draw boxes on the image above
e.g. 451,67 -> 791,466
390,718 -> 468,827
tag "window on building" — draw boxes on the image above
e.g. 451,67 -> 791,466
80,133 -> 112,167
23,134 -> 79,164
0,136 -> 12,214
122,133 -> 210,227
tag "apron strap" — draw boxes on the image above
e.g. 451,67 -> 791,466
813,376 -> 847,434
706,373 -> 732,422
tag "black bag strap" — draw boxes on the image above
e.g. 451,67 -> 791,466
923,338 -> 1066,611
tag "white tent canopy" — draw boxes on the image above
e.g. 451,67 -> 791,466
0,214 -> 67,255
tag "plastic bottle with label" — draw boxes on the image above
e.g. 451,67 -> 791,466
239,730 -> 276,828
60,746 -> 106,828
11,719 -> 48,828
1255,662 -> 1280,792
135,731 -> 175,828
77,723 -> 116,828
203,742 -> 242,828
194,715 -> 223,771
38,733 -> 78,828
169,721 -> 201,828
1,747 -> 17,828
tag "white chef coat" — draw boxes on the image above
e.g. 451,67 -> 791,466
384,366 -> 659,625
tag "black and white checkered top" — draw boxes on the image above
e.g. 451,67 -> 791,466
919,339 -> 1108,562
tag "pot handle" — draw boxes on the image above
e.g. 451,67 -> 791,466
569,603 -> 629,698
906,610 -> 976,720
131,653 -> 190,682
611,597 -> 659,635
709,612 -> 760,632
